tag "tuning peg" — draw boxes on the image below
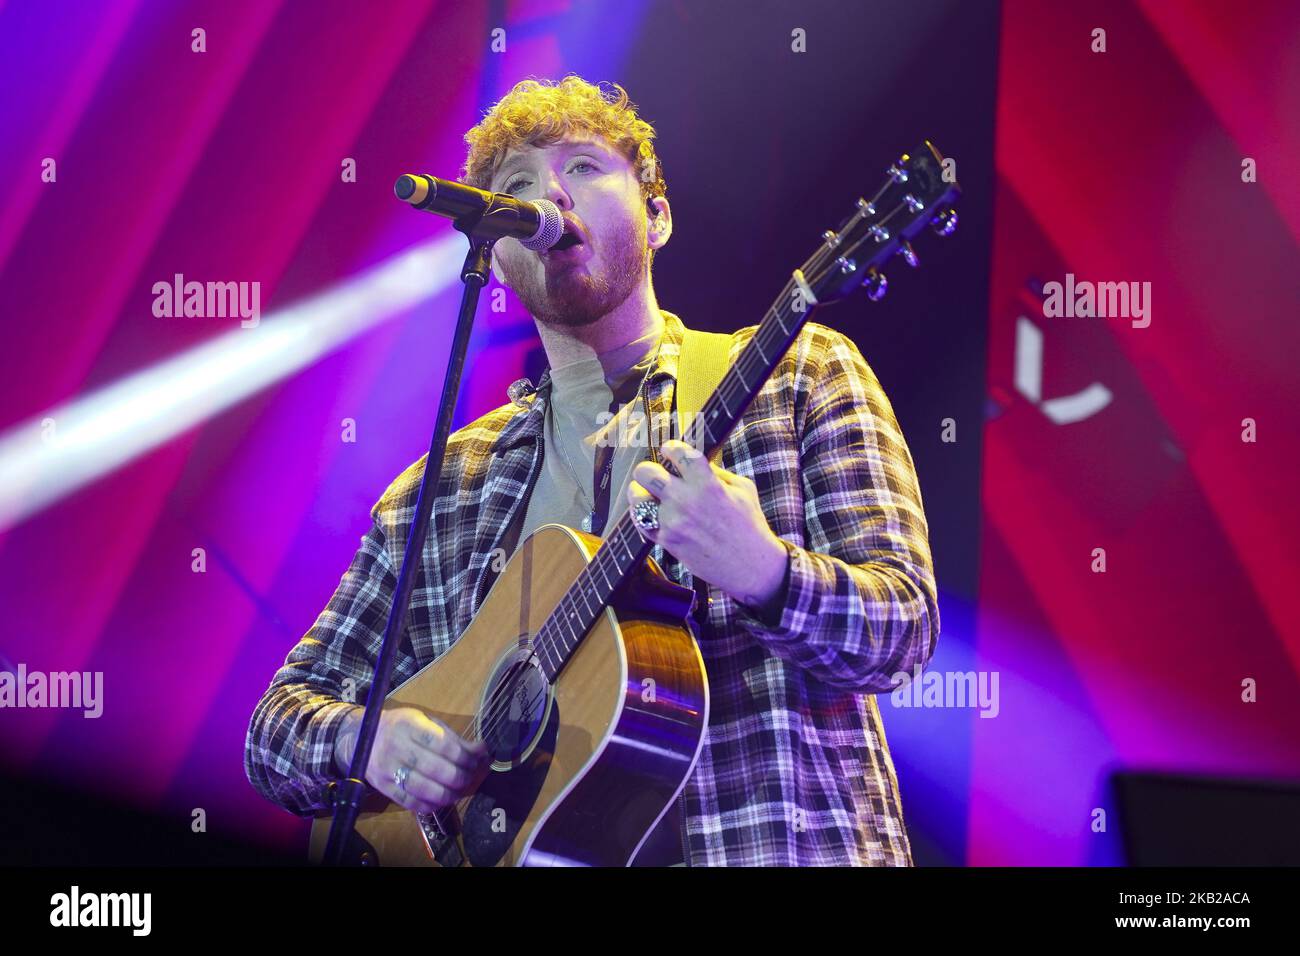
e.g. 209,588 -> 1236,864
862,269 -> 888,301
931,208 -> 958,237
897,241 -> 919,268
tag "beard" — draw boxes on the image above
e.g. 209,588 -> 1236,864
503,213 -> 646,329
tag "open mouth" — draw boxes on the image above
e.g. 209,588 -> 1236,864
552,229 -> 584,252
546,217 -> 587,254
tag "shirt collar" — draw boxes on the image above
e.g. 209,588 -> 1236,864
494,309 -> 686,452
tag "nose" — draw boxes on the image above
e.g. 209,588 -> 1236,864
539,169 -> 573,211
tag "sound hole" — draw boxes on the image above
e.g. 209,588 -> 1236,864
479,652 -> 551,768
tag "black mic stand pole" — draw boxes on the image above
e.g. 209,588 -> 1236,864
322,204 -> 498,866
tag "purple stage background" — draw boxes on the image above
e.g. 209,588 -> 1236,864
1,0 -> 1296,866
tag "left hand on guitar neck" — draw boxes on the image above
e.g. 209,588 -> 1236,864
628,439 -> 790,613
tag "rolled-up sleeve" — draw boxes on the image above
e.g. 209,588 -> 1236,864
732,326 -> 940,693
243,517 -> 395,816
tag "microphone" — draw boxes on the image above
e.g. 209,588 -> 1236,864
394,174 -> 564,251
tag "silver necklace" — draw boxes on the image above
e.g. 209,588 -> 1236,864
550,340 -> 661,533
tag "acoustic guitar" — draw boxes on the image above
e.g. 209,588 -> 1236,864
308,141 -> 960,866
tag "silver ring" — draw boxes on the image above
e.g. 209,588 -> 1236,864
632,499 -> 660,534
394,765 -> 410,792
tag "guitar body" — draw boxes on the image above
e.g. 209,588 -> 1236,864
309,523 -> 709,866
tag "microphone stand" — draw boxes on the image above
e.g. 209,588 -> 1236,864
322,216 -> 498,866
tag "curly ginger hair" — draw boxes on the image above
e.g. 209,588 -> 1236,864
461,75 -> 668,261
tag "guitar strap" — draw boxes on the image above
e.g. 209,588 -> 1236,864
674,325 -> 735,465
673,325 -> 736,628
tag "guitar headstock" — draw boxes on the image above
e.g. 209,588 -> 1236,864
803,140 -> 960,305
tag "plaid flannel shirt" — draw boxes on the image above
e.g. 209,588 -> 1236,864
245,309 -> 939,866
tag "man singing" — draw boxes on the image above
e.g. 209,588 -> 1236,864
245,75 -> 939,866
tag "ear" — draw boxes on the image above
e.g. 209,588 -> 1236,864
646,195 -> 672,251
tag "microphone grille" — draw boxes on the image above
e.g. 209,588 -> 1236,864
520,200 -> 564,251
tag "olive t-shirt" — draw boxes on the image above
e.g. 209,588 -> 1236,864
517,327 -> 660,543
